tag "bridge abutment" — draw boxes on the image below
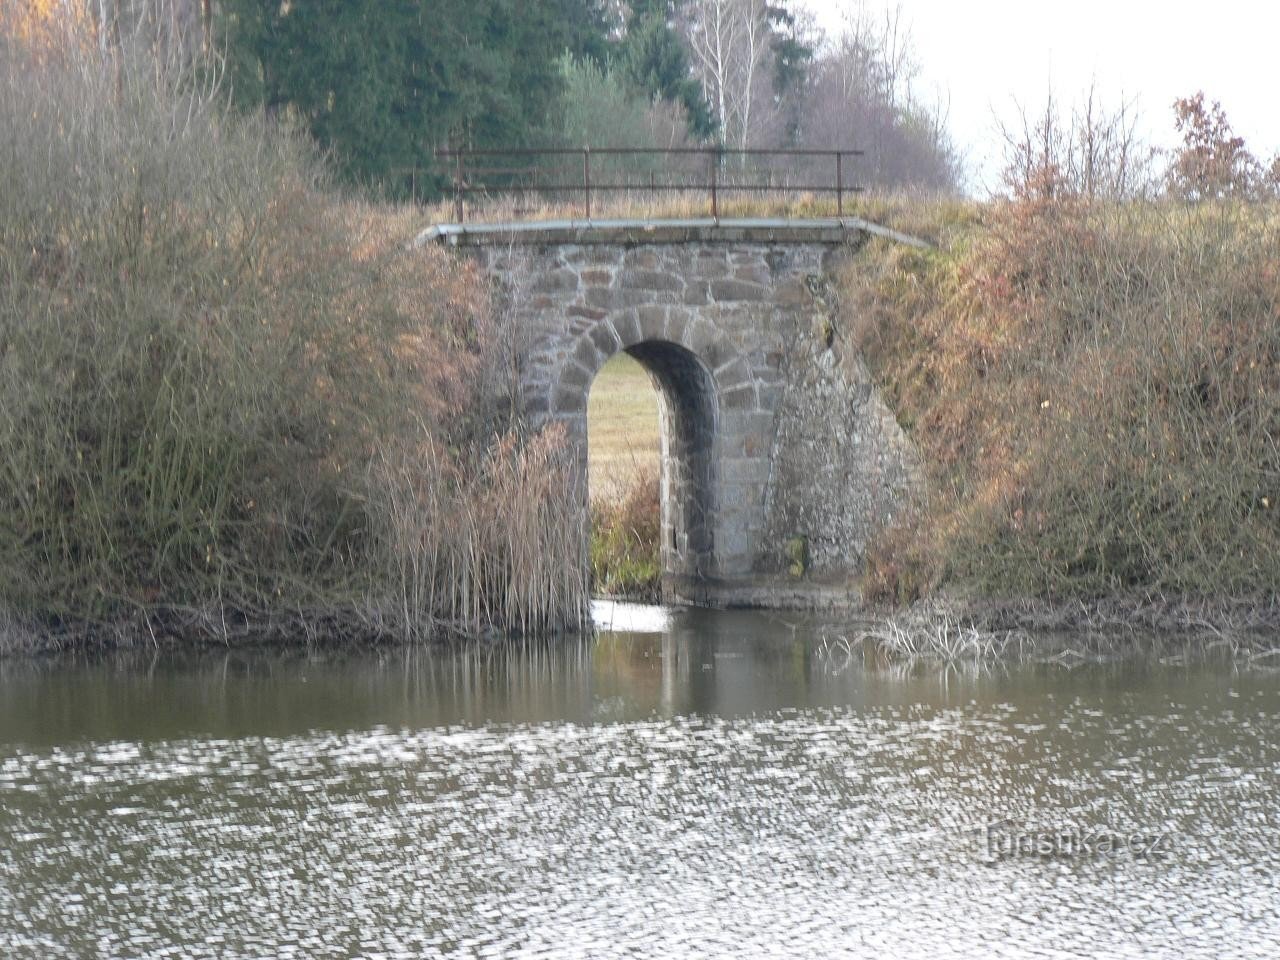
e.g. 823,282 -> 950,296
421,219 -> 922,609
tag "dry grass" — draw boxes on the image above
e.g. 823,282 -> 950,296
841,595 -> 1280,669
590,463 -> 662,600
859,606 -> 1025,663
421,187 -> 968,242
586,354 -> 663,600
588,354 -> 661,503
0,18 -> 588,649
845,195 -> 1280,605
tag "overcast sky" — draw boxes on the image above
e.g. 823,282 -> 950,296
799,0 -> 1280,194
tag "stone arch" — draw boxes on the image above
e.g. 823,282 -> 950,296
548,308 -> 757,585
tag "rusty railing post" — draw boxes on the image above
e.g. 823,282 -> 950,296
583,147 -> 591,220
836,151 -> 844,217
454,151 -> 464,223
709,147 -> 718,220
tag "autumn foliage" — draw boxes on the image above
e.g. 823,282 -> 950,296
0,16 -> 586,645
847,196 -> 1280,602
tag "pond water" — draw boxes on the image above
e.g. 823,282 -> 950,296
1,602 -> 1277,958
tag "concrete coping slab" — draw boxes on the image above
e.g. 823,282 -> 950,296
412,217 -> 932,251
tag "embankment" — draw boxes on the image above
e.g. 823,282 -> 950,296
839,195 -> 1280,625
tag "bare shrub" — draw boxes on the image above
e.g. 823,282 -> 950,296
796,3 -> 959,191
0,8 -> 586,643
997,84 -> 1158,201
845,196 -> 1280,601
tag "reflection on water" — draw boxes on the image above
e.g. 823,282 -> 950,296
1,602 -> 1277,958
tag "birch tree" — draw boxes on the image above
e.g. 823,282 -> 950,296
680,0 -> 774,149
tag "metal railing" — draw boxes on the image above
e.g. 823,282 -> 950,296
421,147 -> 864,222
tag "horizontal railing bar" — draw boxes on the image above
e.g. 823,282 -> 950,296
402,167 -> 854,182
435,147 -> 864,158
453,182 -> 865,194
419,145 -> 865,221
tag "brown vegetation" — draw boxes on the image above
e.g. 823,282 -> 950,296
590,464 -> 662,601
0,11 -> 586,651
845,195 -> 1280,605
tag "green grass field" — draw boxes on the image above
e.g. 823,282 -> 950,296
587,354 -> 660,502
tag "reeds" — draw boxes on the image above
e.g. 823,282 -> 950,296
589,462 -> 662,600
860,606 -> 1021,663
0,13 -> 587,649
854,594 -> 1280,668
369,427 -> 589,640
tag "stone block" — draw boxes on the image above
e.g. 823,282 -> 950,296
558,361 -> 594,391
709,278 -> 770,302
584,287 -> 655,310
722,458 -> 772,486
624,249 -> 660,269
665,308 -> 691,345
531,269 -> 578,294
636,305 -> 668,340
552,385 -> 586,414
588,321 -> 621,358
774,277 -> 810,306
756,384 -> 785,412
683,282 -> 710,306
580,268 -> 613,287
620,270 -> 683,292
565,246 -> 623,266
612,309 -> 641,347
573,337 -> 602,372
714,355 -> 754,390
693,254 -> 731,279
521,393 -> 550,416
698,340 -> 737,372
685,317 -> 718,355
721,383 -> 757,410
733,264 -> 771,284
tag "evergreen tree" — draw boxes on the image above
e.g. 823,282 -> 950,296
619,7 -> 716,139
215,0 -> 612,194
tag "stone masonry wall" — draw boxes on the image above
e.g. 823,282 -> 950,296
450,225 -> 918,606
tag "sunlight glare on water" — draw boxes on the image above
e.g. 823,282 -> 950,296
1,605 -> 1277,958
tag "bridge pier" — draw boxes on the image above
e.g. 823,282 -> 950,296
421,218 -> 922,609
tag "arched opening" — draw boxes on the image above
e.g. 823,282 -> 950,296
586,340 -> 718,598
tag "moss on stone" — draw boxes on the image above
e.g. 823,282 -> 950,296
785,535 -> 809,578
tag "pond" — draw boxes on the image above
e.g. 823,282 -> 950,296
1,602 -> 1277,958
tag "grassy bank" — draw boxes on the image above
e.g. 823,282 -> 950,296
587,355 -> 660,502
587,355 -> 662,600
0,19 -> 586,652
589,465 -> 662,601
840,195 -> 1280,610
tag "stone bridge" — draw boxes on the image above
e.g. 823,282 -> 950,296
419,218 -> 923,608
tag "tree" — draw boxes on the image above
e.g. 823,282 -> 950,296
794,4 -> 957,191
1167,92 -> 1261,201
556,53 -> 692,165
215,0 -> 613,193
680,0 -> 771,149
619,5 -> 717,139
998,85 -> 1155,201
